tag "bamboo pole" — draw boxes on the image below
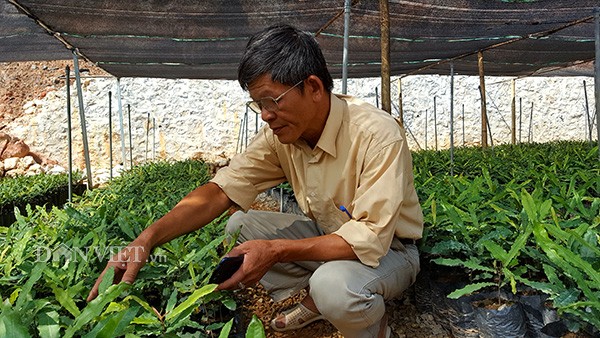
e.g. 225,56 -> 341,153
511,79 -> 516,144
380,0 -> 391,114
73,52 -> 93,189
478,51 -> 488,148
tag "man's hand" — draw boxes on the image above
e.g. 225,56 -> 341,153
217,239 -> 279,290
87,242 -> 150,301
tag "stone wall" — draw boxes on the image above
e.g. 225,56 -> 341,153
0,132 -> 62,178
3,75 -> 597,173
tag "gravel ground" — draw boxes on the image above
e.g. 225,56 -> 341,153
236,283 -> 450,338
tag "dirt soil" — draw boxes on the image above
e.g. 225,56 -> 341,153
0,60 -> 107,133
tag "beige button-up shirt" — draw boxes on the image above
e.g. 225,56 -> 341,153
211,94 -> 423,267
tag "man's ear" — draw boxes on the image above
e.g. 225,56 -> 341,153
305,75 -> 326,102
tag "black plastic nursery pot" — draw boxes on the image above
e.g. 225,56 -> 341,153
413,262 -> 575,338
0,183 -> 86,226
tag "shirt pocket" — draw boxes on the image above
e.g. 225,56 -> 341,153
314,199 -> 351,234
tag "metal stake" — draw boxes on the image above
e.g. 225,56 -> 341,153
73,52 -> 93,189
511,79 -> 516,144
528,102 -> 534,143
583,80 -> 592,142
146,112 -> 150,162
244,106 -> 249,150
128,104 -> 133,167
116,78 -> 127,169
152,117 -> 156,160
450,64 -> 455,175
425,109 -> 428,150
434,96 -> 438,151
594,8 -> 600,160
462,104 -> 465,146
66,66 -> 72,202
109,91 -> 113,180
342,0 -> 351,94
519,98 -> 522,143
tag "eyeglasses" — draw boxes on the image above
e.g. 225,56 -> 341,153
246,80 -> 304,114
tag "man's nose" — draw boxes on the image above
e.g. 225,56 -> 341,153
261,108 -> 276,122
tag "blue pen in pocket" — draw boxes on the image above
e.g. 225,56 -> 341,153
339,205 -> 352,219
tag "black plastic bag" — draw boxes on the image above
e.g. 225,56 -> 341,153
519,293 -> 561,338
473,296 -> 526,338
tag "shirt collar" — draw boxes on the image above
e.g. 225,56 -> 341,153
312,94 -> 346,158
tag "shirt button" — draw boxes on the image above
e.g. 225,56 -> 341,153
310,192 -> 316,197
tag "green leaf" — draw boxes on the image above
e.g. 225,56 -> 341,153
123,295 -> 155,316
37,310 -> 60,338
50,284 -> 81,317
98,266 -> 115,295
446,282 -> 496,299
218,318 -> 234,338
0,303 -> 30,338
15,262 -> 45,310
221,297 -> 237,311
116,212 -> 137,240
165,284 -> 217,323
431,257 -> 494,272
165,289 -> 178,314
64,283 -> 130,338
553,288 -> 580,307
482,240 -> 508,262
82,305 -> 139,338
245,314 -> 266,338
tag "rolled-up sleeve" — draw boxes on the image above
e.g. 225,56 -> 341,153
210,127 -> 286,211
333,135 -> 420,267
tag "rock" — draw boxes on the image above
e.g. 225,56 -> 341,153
0,161 -> 4,177
1,139 -> 30,160
28,163 -> 42,174
112,164 -> 125,177
46,165 -> 66,175
93,168 -> 111,186
5,168 -> 25,177
0,132 -> 10,154
4,157 -> 19,171
17,155 -> 35,170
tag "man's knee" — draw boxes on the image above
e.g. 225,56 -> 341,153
224,210 -> 246,236
309,262 -> 386,330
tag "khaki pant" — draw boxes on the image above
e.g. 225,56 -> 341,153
225,210 -> 420,338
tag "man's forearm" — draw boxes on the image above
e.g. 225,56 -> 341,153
271,233 -> 358,263
137,182 -> 233,249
